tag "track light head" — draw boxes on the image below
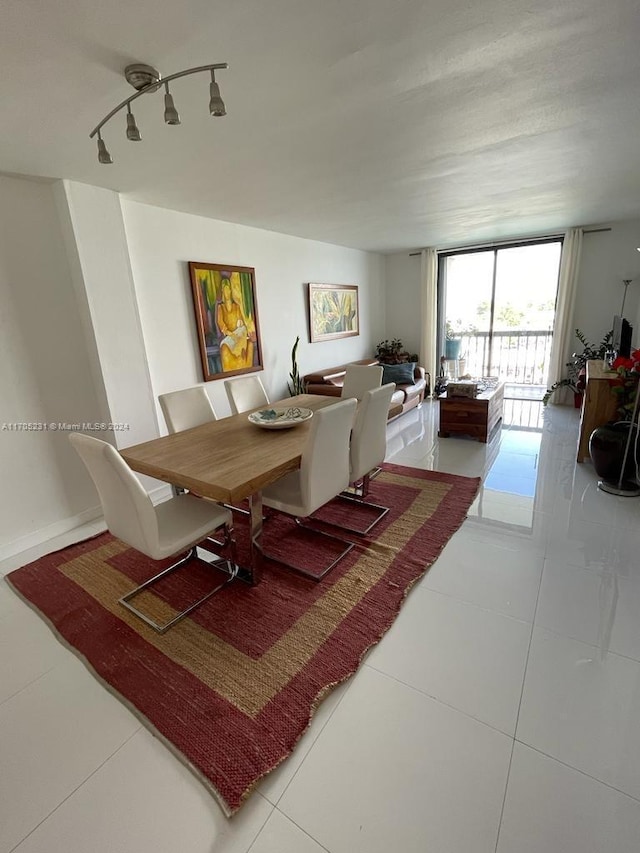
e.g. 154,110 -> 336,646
209,72 -> 226,116
163,85 -> 180,125
97,135 -> 113,164
126,108 -> 142,141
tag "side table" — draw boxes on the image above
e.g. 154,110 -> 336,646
438,381 -> 505,443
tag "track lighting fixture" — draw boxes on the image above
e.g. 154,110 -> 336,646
89,62 -> 228,163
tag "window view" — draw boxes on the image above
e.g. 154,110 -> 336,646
440,241 -> 562,397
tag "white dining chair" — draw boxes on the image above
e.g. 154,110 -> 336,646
158,386 -> 253,517
158,386 -> 217,433
336,383 -> 396,534
69,433 -> 237,634
261,397 -> 357,581
225,374 -> 269,414
341,364 -> 383,401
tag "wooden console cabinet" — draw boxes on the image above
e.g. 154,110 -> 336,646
438,381 -> 504,443
576,360 -> 618,462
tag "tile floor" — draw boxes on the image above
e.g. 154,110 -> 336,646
1,400 -> 640,852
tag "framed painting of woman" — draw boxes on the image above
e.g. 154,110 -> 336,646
189,262 -> 263,382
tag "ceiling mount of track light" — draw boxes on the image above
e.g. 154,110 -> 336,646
89,61 -> 228,164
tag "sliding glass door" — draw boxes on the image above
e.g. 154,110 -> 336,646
438,240 -> 562,393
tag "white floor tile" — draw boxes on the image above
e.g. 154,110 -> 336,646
497,743 -> 640,853
460,512 -> 550,555
11,728 -> 273,853
258,681 -> 351,805
366,589 -> 530,734
551,478 -> 639,531
248,810 -> 327,853
612,493 -> 640,530
0,603 -> 70,706
545,515 -> 616,572
517,627 -> 640,800
536,561 -> 640,662
278,666 -> 512,853
546,515 -> 640,579
0,521 -> 103,577
425,532 -> 544,621
0,577 -> 21,619
0,657 -> 140,853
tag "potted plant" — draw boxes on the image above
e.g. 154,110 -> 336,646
287,336 -> 306,396
375,338 -> 406,364
445,324 -> 461,361
444,320 -> 477,361
543,329 -> 612,407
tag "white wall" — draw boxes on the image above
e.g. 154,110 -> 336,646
0,175 -> 104,554
572,221 -> 640,350
121,201 -> 386,424
385,252 -> 422,356
58,181 -> 159,450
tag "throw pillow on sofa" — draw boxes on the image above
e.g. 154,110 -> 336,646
381,362 -> 416,386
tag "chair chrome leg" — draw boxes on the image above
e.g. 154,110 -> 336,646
333,493 -> 390,535
260,517 -> 354,582
342,471 -> 375,499
316,471 -> 389,535
119,541 -> 238,634
223,502 -> 250,516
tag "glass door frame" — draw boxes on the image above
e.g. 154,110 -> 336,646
437,236 -> 564,378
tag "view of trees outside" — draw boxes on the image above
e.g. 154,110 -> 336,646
443,242 -> 563,385
444,242 -> 561,334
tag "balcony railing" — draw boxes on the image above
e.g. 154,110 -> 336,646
449,330 -> 553,386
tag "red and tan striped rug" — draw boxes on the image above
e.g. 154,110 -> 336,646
6,463 -> 479,816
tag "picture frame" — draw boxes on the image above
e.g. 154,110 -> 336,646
188,262 -> 263,382
308,283 -> 359,343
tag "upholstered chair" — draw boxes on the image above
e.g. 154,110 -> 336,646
69,433 -> 237,634
261,398 -> 357,581
338,383 -> 396,534
159,386 -> 217,433
158,386 -> 254,517
341,363 -> 383,401
224,375 -> 269,414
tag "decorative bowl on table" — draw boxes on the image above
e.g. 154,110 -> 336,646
247,407 -> 314,430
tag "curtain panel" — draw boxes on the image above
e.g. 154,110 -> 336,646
546,228 -> 583,403
420,248 -> 438,387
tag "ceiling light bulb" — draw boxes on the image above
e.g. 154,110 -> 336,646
209,72 -> 226,116
97,135 -> 113,164
164,85 -> 180,125
126,108 -> 142,141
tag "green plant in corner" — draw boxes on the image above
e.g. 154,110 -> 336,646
287,336 -> 306,396
543,328 -> 613,405
375,338 -> 405,364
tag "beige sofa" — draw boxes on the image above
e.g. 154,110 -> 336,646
304,358 -> 427,421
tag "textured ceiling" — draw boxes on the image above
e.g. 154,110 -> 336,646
2,0 -> 640,252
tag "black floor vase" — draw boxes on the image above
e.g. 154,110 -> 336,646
589,422 -> 639,483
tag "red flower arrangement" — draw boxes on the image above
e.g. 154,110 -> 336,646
609,349 -> 640,420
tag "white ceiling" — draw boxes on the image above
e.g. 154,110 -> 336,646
2,0 -> 640,253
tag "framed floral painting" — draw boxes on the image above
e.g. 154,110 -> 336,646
189,262 -> 263,381
308,283 -> 359,343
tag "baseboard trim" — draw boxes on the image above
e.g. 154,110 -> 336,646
0,484 -> 172,565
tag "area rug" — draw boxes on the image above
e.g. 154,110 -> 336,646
5,463 -> 479,816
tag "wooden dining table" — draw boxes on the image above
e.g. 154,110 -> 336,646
120,393 -> 338,585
